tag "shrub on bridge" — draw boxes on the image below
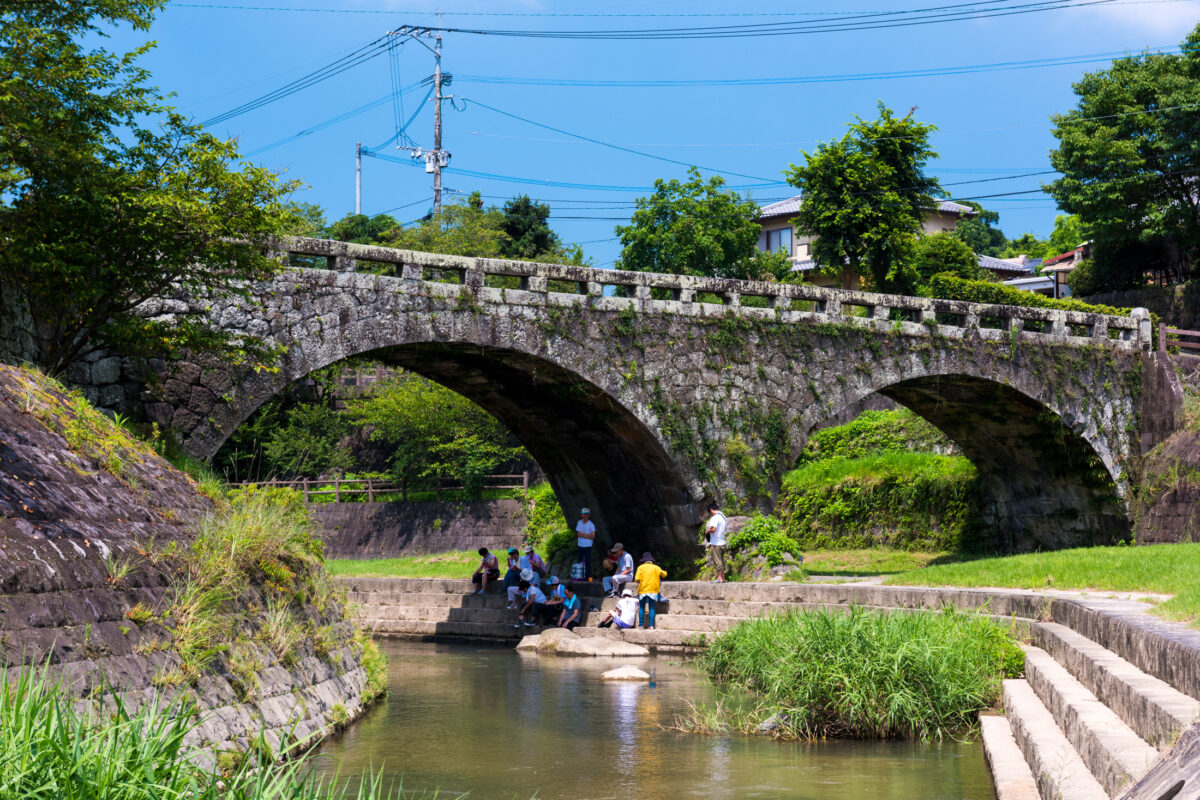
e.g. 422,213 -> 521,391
798,409 -> 956,466
777,453 -> 983,552
926,274 -> 1137,316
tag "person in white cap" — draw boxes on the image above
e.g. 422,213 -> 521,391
597,587 -> 640,630
521,544 -> 547,579
575,507 -> 596,574
508,568 -> 536,608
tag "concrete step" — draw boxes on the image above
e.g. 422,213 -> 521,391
360,617 -> 704,650
1032,622 -> 1200,749
1022,646 -> 1159,797
352,601 -> 739,633
1003,679 -> 1108,800
980,715 -> 1041,800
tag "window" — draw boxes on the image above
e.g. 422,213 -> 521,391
766,227 -> 793,256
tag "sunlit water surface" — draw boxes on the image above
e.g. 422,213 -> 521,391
315,640 -> 996,800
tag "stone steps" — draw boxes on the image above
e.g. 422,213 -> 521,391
351,602 -> 740,632
1003,679 -> 1109,800
1031,622 -> 1200,749
979,715 -> 1041,800
1022,646 -> 1159,797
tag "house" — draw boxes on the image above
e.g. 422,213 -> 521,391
1002,274 -> 1057,298
977,254 -> 1037,281
756,196 -> 983,288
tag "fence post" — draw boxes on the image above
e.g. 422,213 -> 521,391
1159,322 -> 1167,353
523,471 -> 529,490
367,480 -> 374,503
335,478 -> 341,503
302,478 -> 309,503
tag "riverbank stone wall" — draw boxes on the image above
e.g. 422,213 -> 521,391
311,498 -> 527,558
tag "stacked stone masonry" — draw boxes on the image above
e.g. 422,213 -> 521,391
65,237 -> 1179,556
0,366 -> 370,763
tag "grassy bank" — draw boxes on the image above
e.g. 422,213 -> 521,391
0,667 -> 449,799
799,549 -> 949,576
328,551 -> 479,579
692,606 -> 1024,740
778,451 -> 982,552
887,543 -> 1200,625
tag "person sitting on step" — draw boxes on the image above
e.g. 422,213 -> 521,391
502,548 -> 522,590
522,544 -> 547,579
601,543 -> 635,598
557,584 -> 581,630
542,576 -> 565,617
596,588 -> 639,630
471,547 -> 500,596
516,580 -> 551,628
507,568 -> 536,608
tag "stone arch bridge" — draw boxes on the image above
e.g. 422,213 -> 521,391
106,237 -> 1179,557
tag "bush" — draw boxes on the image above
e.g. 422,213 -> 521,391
927,273 -> 1137,316
727,515 -> 799,568
798,409 -> 955,466
697,606 -> 1024,740
779,453 -> 982,552
523,482 -> 571,560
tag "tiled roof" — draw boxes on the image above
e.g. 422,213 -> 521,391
759,196 -> 802,217
977,253 -> 1033,277
758,196 -> 978,218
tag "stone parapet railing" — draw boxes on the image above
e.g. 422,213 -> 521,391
272,236 -> 1152,351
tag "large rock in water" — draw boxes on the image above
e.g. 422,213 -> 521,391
601,665 -> 650,681
515,628 -> 580,652
555,636 -> 650,657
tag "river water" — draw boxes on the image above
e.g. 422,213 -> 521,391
315,640 -> 996,800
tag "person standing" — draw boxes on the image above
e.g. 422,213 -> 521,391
704,502 -> 728,583
634,552 -> 667,629
575,508 -> 596,573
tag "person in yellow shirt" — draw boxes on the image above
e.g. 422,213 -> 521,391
634,552 -> 668,629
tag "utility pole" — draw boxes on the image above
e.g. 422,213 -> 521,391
355,141 -> 362,215
391,21 -> 451,216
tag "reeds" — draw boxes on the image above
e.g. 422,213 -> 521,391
693,606 -> 1024,741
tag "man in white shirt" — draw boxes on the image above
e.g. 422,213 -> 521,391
705,502 -> 728,583
575,507 -> 596,572
602,542 -> 634,597
597,588 -> 640,630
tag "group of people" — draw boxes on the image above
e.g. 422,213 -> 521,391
468,502 -> 729,631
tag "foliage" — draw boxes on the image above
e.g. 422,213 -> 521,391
953,202 -> 1007,257
0,0 -> 297,374
0,665 -> 435,799
499,195 -> 560,260
523,482 -> 571,559
1046,25 -> 1200,287
779,453 -> 982,552
798,549 -> 950,577
615,167 -> 790,281
798,410 -> 956,466
887,542 -> 1200,627
1000,232 -> 1053,260
356,628 -> 389,706
695,606 -> 1024,740
325,213 -> 401,244
926,273 -> 1138,316
347,372 -> 525,500
912,232 -> 989,290
786,103 -> 942,294
262,403 -> 353,479
1045,214 -> 1087,259
727,514 -> 798,568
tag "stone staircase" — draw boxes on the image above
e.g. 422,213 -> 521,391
342,577 -> 1200,799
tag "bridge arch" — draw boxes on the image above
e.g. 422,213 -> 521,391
131,240 -> 1165,558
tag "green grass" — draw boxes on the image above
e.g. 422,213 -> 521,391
693,606 -> 1024,740
0,666 -> 454,799
800,549 -> 951,576
783,451 -> 976,492
328,551 -> 481,579
887,543 -> 1200,625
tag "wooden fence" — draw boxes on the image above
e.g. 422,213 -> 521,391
1159,326 -> 1200,355
231,472 -> 531,502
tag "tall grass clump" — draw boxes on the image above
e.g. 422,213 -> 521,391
695,606 -> 1024,740
0,666 -> 445,799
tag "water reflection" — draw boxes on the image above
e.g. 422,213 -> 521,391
316,641 -> 996,800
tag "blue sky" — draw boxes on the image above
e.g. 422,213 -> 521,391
115,0 -> 1200,267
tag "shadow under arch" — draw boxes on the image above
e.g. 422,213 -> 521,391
321,342 -> 698,558
870,373 -> 1128,552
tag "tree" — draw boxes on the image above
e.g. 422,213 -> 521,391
1046,24 -> 1200,287
615,168 -> 790,280
954,202 -> 1007,257
0,1 -> 297,374
1046,214 -> 1086,258
785,104 -> 943,294
325,213 -> 399,244
912,232 -> 987,290
1000,233 -> 1052,260
347,372 -> 525,500
500,195 -> 560,260
262,404 -> 353,479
